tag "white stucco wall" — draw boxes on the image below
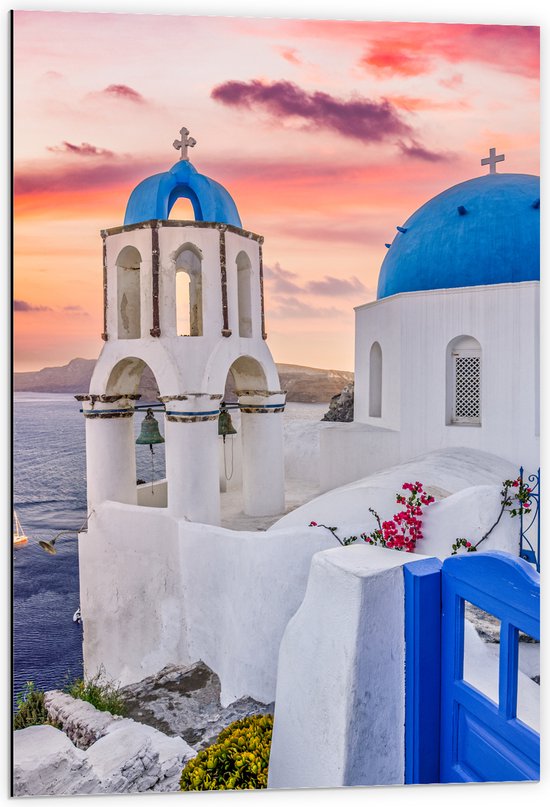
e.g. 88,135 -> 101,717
352,282 -> 539,476
273,447 -> 515,524
354,295 -> 402,433
79,502 -> 335,703
80,447 -> 522,709
319,421 -> 400,493
268,546 -> 430,789
79,504 -> 190,686
420,483 -> 519,560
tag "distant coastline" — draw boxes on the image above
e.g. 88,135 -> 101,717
13,358 -> 353,405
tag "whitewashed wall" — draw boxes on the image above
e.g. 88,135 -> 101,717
268,546 -> 427,789
79,503 -> 335,703
351,282 -> 539,478
79,446 -> 520,714
319,421 -> 400,492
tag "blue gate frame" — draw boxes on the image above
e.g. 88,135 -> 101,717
405,552 -> 540,784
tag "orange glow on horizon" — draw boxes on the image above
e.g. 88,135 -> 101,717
13,12 -> 539,373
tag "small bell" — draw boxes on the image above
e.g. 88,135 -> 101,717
218,407 -> 237,439
136,409 -> 165,446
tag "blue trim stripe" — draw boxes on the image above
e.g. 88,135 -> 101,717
239,402 -> 284,409
165,409 -> 220,417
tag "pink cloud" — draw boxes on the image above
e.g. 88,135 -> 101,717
14,156 -> 158,195
63,305 -> 89,316
264,262 -> 302,295
268,295 -> 344,320
305,276 -> 367,296
439,73 -> 464,90
100,84 -> 145,103
211,79 -> 412,144
359,24 -> 539,80
397,139 -> 450,163
385,95 -> 469,112
47,142 -> 115,158
14,299 -> 52,312
265,263 -> 369,305
276,46 -> 303,66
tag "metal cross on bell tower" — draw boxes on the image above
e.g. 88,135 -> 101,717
173,126 -> 197,161
481,147 -> 505,174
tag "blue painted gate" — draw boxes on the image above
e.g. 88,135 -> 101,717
405,551 -> 540,784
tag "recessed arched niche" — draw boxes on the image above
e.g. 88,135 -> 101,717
175,243 -> 203,336
369,341 -> 383,418
236,251 -> 253,337
116,246 -> 142,339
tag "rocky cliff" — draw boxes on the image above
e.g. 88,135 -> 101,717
14,358 -> 353,406
321,381 -> 354,422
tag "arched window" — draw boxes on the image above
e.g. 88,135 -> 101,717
236,251 -> 252,337
175,244 -> 203,336
447,335 -> 481,425
369,341 -> 382,418
116,246 -> 141,339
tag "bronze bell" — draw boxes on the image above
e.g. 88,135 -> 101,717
136,408 -> 165,446
218,407 -> 237,438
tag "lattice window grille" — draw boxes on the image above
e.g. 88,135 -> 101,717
453,352 -> 481,422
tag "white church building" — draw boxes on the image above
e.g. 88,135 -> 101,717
73,136 -> 539,789
321,151 -> 540,491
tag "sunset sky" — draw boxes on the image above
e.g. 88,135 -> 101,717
13,11 -> 539,372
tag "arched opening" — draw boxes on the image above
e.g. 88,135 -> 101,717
169,196 -> 195,220
369,341 -> 382,418
116,246 -> 141,339
219,355 -> 268,502
446,335 -> 482,425
175,244 -> 203,336
105,357 -> 167,507
236,251 -> 253,338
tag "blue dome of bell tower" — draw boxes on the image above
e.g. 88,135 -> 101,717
124,127 -> 242,228
377,171 -> 540,300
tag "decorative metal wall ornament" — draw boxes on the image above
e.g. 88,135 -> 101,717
519,467 -> 540,572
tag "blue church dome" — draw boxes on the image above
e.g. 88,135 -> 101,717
377,173 -> 540,299
124,158 -> 242,228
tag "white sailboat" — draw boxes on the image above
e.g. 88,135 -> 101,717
13,511 -> 29,549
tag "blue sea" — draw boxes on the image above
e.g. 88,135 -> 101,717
13,393 -> 325,707
12,392 -> 166,706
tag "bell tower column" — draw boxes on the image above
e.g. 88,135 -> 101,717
162,394 -> 222,525
76,394 -> 140,509
238,391 -> 286,517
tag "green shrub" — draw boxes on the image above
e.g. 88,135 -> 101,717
180,714 -> 273,791
65,668 -> 126,716
13,681 -> 51,730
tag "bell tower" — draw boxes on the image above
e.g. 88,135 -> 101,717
79,128 -> 286,524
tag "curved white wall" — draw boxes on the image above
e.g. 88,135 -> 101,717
79,502 -> 335,703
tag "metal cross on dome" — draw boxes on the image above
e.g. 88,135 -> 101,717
481,147 -> 505,174
173,127 -> 197,161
